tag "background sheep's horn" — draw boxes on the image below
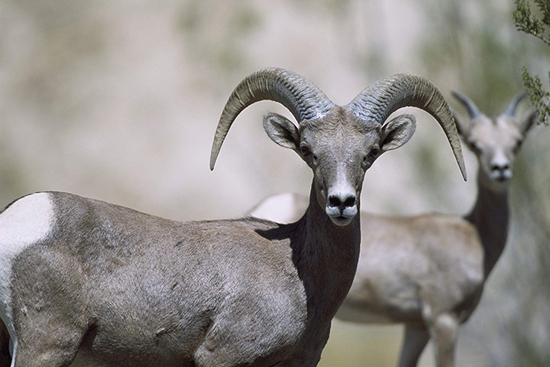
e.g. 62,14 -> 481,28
451,90 -> 482,119
504,91 -> 527,117
347,74 -> 467,181
210,68 -> 335,170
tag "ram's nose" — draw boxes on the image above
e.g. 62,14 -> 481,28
326,191 -> 357,226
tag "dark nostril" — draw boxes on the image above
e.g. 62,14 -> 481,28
328,195 -> 341,208
343,196 -> 356,208
491,163 -> 509,172
328,194 -> 356,209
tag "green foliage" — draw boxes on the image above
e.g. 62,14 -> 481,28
513,0 -> 550,125
513,0 -> 550,44
521,67 -> 550,124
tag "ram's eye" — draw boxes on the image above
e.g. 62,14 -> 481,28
365,147 -> 380,160
300,146 -> 311,156
362,147 -> 380,167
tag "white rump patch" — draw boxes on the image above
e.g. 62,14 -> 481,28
248,193 -> 307,224
0,192 -> 55,354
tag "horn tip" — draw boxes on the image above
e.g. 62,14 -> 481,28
461,167 -> 467,181
458,160 -> 467,181
209,148 -> 219,171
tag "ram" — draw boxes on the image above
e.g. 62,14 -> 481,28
0,68 -> 465,367
249,91 -> 535,367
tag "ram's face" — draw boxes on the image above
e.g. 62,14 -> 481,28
264,107 -> 416,226
296,109 -> 378,226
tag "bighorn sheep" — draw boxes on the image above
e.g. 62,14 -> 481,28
249,91 -> 535,367
0,68 -> 465,367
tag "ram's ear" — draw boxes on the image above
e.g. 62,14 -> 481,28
263,113 -> 301,150
379,114 -> 416,152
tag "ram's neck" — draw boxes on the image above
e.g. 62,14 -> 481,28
292,184 -> 361,320
465,170 -> 510,278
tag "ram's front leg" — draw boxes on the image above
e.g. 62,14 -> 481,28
13,319 -> 87,367
0,321 -> 11,367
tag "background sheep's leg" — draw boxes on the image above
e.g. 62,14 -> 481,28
398,324 -> 429,367
429,314 -> 458,367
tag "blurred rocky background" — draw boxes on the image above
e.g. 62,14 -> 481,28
0,0 -> 548,365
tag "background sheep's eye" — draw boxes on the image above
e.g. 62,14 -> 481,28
468,140 -> 482,152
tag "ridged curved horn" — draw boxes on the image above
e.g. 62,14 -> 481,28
504,91 -> 527,117
210,68 -> 335,170
451,91 -> 482,119
347,74 -> 467,181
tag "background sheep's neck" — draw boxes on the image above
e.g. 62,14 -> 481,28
465,168 -> 510,278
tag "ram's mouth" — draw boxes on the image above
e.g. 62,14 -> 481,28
326,205 -> 357,226
329,215 -> 354,226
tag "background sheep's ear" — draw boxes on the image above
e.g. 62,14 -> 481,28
452,109 -> 471,137
379,114 -> 416,152
263,113 -> 301,150
517,110 -> 538,136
